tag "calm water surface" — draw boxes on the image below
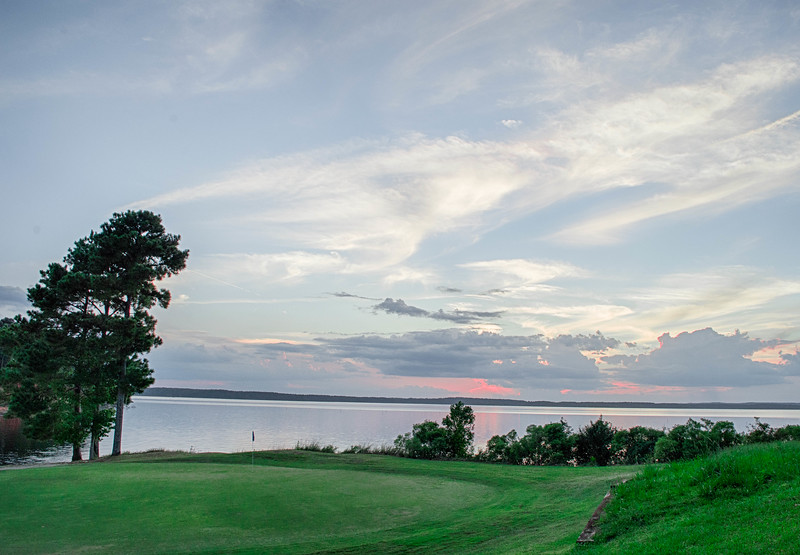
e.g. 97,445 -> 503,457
4,396 -> 800,464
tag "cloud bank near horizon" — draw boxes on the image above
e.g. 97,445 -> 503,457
147,326 -> 799,401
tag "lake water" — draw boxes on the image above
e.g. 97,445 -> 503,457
3,396 -> 800,465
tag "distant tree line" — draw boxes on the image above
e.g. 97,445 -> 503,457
0,211 -> 187,461
390,403 -> 800,466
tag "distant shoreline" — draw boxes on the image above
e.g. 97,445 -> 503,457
139,387 -> 800,411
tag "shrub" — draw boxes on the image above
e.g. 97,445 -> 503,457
575,417 -> 615,466
519,419 -> 575,465
442,401 -> 475,458
612,426 -> 665,465
394,420 -> 449,459
745,417 -> 774,443
773,424 -> 800,441
654,436 -> 680,462
478,430 -> 518,463
395,402 -> 476,459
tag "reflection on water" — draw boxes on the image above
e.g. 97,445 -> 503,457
0,416 -> 71,465
4,397 -> 800,466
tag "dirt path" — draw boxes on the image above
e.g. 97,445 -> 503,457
577,480 -> 628,544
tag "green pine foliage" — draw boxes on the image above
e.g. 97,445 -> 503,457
0,211 -> 187,459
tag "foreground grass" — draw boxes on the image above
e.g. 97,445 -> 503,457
579,441 -> 800,554
1,450 -> 631,554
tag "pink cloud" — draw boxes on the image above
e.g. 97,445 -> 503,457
748,341 -> 800,365
469,378 -> 520,397
584,381 -> 687,396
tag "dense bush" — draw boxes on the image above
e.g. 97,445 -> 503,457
653,418 -> 743,462
394,402 -> 475,459
394,420 -> 449,459
773,424 -> 800,441
477,419 -> 575,465
612,426 -> 665,465
575,418 -> 616,466
523,420 -> 575,465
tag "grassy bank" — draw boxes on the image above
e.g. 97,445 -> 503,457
1,450 -> 631,554
580,441 -> 800,553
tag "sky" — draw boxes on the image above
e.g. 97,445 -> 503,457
1,1 -> 799,403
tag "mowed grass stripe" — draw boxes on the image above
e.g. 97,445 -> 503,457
1,451 -> 631,554
1,463 -> 490,553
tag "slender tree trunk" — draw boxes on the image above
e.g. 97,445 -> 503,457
89,433 -> 100,460
111,299 -> 131,457
72,384 -> 83,461
89,409 -> 100,460
111,358 -> 126,456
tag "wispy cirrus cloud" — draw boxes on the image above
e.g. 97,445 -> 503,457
130,135 -> 536,272
192,251 -> 350,284
0,1 -> 305,101
624,267 -> 800,340
329,291 -> 381,301
460,259 -> 587,290
546,56 -> 800,244
131,51 -> 800,277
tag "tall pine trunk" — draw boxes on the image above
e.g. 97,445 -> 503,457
111,298 -> 131,457
111,358 -> 126,456
72,384 -> 83,461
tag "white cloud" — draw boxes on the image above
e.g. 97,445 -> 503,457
382,266 -> 438,286
195,251 -> 350,284
588,27 -> 671,61
607,328 -> 788,387
133,135 -> 537,273
513,304 -> 635,336
461,259 -> 587,288
546,56 -> 800,244
624,267 -> 800,340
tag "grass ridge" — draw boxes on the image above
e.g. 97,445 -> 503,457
581,441 -> 800,553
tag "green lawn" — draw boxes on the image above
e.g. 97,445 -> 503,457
578,441 -> 800,554
1,450 -> 630,554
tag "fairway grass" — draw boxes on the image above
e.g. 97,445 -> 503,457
1,450 -> 631,554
